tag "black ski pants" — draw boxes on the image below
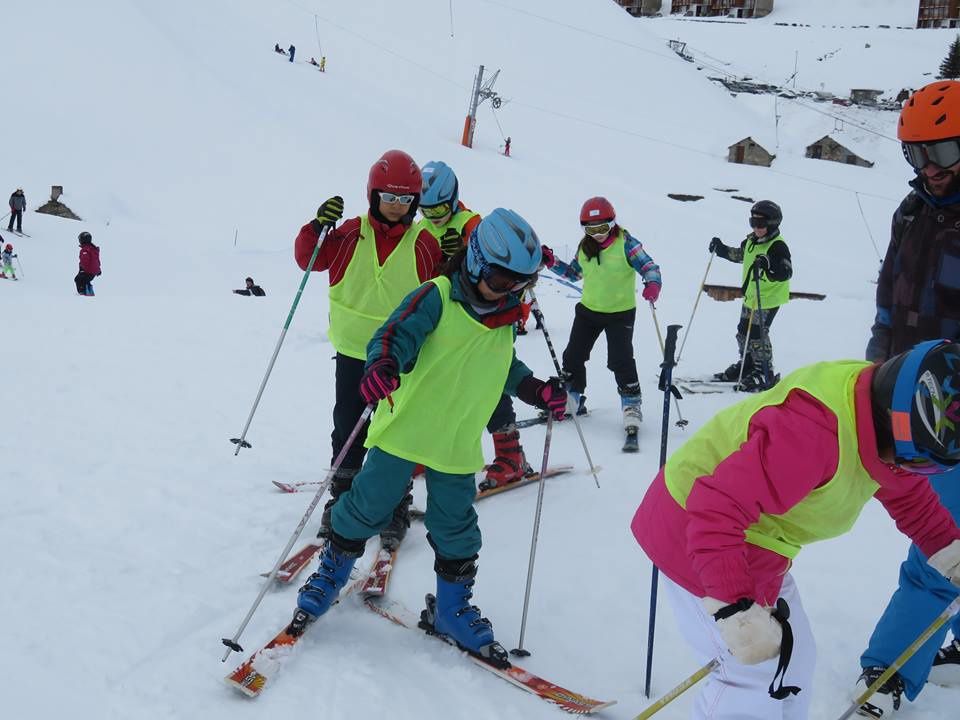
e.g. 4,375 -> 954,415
7,209 -> 21,232
332,353 -> 371,473
561,303 -> 638,395
74,271 -> 95,294
486,393 -> 517,434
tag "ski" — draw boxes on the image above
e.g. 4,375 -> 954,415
260,541 -> 325,583
358,545 -> 398,598
408,466 -> 575,520
622,427 -> 639,453
3,230 -> 30,237
515,410 -> 588,429
226,544 -> 379,698
362,596 -> 616,715
673,377 -> 737,395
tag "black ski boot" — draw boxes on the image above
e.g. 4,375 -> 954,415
854,666 -> 903,718
379,482 -> 413,551
318,468 -> 358,539
930,638 -> 960,686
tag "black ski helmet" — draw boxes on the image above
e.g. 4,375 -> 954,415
872,339 -> 960,473
750,200 -> 782,235
78,231 -> 92,244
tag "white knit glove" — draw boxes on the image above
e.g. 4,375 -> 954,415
703,597 -> 782,665
928,539 -> 960,587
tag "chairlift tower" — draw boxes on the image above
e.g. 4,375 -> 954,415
461,65 -> 504,148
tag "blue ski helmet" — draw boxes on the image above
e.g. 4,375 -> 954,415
466,208 -> 542,283
874,339 -> 960,474
420,161 -> 459,210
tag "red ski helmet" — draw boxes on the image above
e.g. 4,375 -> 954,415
4,243 -> 11,251
580,196 -> 616,225
367,150 -> 422,204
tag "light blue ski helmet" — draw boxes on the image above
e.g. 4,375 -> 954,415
420,161 -> 459,209
466,208 -> 542,282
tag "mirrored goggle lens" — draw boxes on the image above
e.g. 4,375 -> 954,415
895,455 -> 953,476
484,267 -> 533,293
902,140 -> 960,171
583,222 -> 612,237
380,192 -> 416,205
421,203 -> 451,219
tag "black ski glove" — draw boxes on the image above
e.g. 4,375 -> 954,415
708,237 -> 724,254
440,227 -> 462,258
316,196 -> 344,227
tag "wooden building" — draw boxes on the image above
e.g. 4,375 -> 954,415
728,137 -> 775,167
805,135 -> 874,168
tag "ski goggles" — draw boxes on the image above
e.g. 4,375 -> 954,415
901,139 -> 960,171
582,221 -> 613,237
749,215 -> 768,228
421,203 -> 452,220
483,266 -> 534,294
379,192 -> 416,205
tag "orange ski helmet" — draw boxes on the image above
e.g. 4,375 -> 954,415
898,81 -> 960,143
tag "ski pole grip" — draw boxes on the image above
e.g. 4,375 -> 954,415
663,324 -> 681,367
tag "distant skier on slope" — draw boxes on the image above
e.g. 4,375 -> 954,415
7,188 -> 25,234
75,231 -> 100,296
632,340 -> 960,720
709,200 -> 792,392
855,79 -> 960,719
413,159 -> 543,490
547,196 -> 661,450
1,243 -> 17,280
233,277 -> 265,296
293,149 -> 443,550
293,208 -> 567,666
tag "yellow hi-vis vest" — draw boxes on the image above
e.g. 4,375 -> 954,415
327,214 -> 421,360
742,235 -> 790,310
665,360 -> 877,560
579,229 -> 637,313
365,275 -> 514,473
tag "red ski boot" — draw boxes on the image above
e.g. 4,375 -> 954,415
480,429 -> 533,491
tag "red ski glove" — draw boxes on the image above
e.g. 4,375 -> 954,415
540,244 -> 556,269
642,282 -> 661,303
359,358 -> 399,404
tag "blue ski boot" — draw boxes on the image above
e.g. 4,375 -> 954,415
296,539 -> 362,620
419,556 -> 510,668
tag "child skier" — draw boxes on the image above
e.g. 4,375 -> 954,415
292,209 -> 568,664
709,200 -> 792,392
1,243 -> 17,280
548,196 -> 661,448
632,339 -> 960,720
294,150 -> 444,549
75,232 -> 100,295
415,160 -> 534,489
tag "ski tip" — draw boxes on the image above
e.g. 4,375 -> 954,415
224,674 -> 263,698
272,480 -> 295,493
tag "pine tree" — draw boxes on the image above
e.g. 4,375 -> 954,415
939,35 -> 960,79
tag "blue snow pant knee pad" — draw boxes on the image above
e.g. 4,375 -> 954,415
331,447 -> 481,559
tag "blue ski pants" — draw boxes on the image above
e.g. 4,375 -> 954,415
860,474 -> 960,701
331,446 -> 481,559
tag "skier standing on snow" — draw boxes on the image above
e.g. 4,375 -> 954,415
294,149 -> 443,550
414,160 -> 537,489
548,196 -> 661,445
233,277 -> 265,296
294,208 -> 568,666
632,340 -> 960,720
709,200 -> 792,392
75,231 -> 100,295
855,80 -> 960,718
1,243 -> 17,280
288,44 -> 295,62
7,188 -> 25,233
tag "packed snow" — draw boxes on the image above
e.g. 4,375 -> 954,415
4,0 -> 958,718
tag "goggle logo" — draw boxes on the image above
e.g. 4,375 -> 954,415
915,369 -> 954,449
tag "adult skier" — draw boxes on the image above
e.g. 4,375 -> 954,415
294,149 -> 443,550
414,160 -> 533,488
75,231 -> 100,295
709,200 -> 792,392
632,339 -> 960,720
548,196 -> 661,448
7,188 -> 24,233
856,80 -> 960,718
293,209 -> 568,665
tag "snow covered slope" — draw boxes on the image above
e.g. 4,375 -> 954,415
3,1 -> 954,719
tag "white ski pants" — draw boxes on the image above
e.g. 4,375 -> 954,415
663,573 -> 816,720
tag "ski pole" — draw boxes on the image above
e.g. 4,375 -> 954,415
634,658 -> 719,719
751,262 -> 772,384
648,302 -> 687,428
230,224 -> 332,454
221,404 -> 374,661
527,288 -> 601,487
510,412 -> 554,658
675,251 -> 714,365
736,308 -> 755,387
836,595 -> 960,720
15,256 -> 24,279
644,324 -> 682,698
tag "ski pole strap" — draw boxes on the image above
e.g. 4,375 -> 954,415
711,598 -> 801,701
768,598 -> 801,700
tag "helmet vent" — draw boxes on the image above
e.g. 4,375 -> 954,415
935,114 -> 948,126
933,96 -> 946,106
